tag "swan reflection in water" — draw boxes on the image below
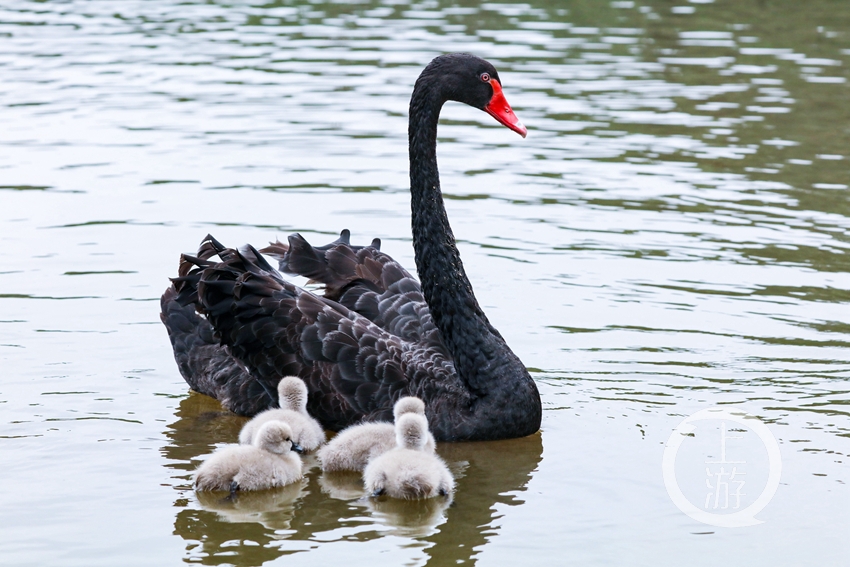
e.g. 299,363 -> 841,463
320,469 -> 456,538
163,393 -> 543,565
318,470 -> 367,501
366,496 -> 453,538
194,480 -> 308,532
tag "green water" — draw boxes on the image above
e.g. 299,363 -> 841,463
1,0 -> 848,565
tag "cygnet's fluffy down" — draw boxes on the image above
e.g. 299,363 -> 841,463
239,376 -> 325,452
317,396 -> 436,472
195,421 -> 304,492
363,413 -> 454,500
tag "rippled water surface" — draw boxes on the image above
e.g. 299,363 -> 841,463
2,0 -> 849,565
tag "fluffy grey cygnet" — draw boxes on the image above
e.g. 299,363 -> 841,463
363,413 -> 454,500
238,376 -> 325,452
317,396 -> 436,472
195,421 -> 304,492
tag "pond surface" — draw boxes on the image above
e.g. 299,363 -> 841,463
1,0 -> 849,565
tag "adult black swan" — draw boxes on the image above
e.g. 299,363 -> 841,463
160,53 -> 542,441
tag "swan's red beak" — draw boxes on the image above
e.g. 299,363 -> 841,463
484,79 -> 527,138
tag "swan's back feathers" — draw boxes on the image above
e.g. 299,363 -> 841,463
260,229 -> 390,300
260,231 -> 444,349
172,235 -> 465,432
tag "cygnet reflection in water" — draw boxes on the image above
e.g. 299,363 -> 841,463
195,480 -> 308,531
366,495 -> 452,538
318,470 -> 366,501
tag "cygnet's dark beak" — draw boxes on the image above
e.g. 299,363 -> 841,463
291,441 -> 304,454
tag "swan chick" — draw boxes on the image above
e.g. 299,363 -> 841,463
391,397 -> 437,453
363,413 -> 454,500
195,421 -> 304,492
318,396 -> 436,472
238,376 -> 326,452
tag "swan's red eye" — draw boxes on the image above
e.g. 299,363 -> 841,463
480,72 -> 490,82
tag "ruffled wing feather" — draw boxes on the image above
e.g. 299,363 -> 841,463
169,236 -> 460,430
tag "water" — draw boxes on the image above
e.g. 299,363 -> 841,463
1,0 -> 849,564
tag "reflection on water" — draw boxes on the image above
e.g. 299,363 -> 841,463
2,0 -> 850,564
163,395 -> 542,565
319,470 -> 367,501
366,496 -> 452,538
194,482 -> 308,531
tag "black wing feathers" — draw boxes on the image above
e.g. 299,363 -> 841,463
261,230 -> 445,350
159,286 -> 274,416
167,235 -> 448,427
163,232 -> 466,433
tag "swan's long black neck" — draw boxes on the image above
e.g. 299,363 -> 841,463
408,79 -> 517,396
406,58 -> 541,440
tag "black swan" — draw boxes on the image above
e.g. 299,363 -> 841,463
160,53 -> 542,441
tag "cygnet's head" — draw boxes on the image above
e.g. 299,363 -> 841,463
393,396 -> 425,421
255,421 -> 303,455
277,376 -> 308,412
395,413 -> 429,451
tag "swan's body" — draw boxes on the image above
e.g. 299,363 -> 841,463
194,421 -> 303,492
318,396 -> 435,472
161,53 -> 541,442
238,376 -> 325,452
363,413 -> 453,499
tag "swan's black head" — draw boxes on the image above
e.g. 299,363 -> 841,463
417,53 -> 527,137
